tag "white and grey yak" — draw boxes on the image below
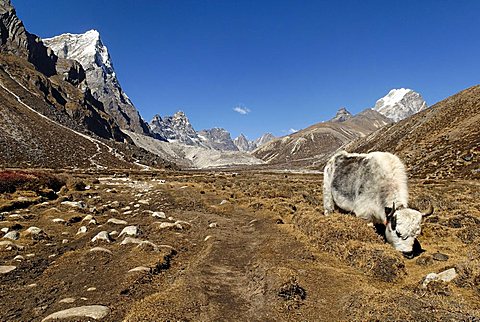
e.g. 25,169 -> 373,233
323,150 -> 433,258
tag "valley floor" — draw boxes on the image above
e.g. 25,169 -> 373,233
1,170 -> 479,321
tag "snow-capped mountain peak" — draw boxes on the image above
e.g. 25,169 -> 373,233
373,88 -> 427,122
43,30 -> 150,134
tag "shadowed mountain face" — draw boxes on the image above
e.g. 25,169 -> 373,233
253,108 -> 391,168
346,85 -> 480,179
0,0 -> 57,76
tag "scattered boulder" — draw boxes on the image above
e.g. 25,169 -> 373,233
61,201 -> 87,209
208,222 -> 218,228
89,247 -> 113,255
24,226 -> 46,240
433,252 -> 449,261
3,231 -> 20,240
119,226 -> 139,238
91,231 -> 112,243
422,268 -> 458,288
152,211 -> 166,219
76,226 -> 87,235
58,298 -> 76,304
41,305 -> 110,321
0,265 -> 16,274
107,218 -> 128,225
128,266 -> 150,273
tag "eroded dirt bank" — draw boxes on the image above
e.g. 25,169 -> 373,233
1,170 -> 479,321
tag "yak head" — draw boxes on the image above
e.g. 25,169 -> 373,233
384,203 -> 433,259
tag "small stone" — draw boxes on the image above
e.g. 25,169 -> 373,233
107,218 -> 128,225
88,219 -> 97,225
61,201 -> 87,209
89,247 -> 113,255
128,266 -> 150,273
59,298 -> 76,304
49,254 -> 56,258
433,252 -> 449,261
25,226 -> 43,236
27,283 -> 37,288
3,231 -> 20,240
136,241 -> 160,252
204,235 -> 212,241
120,237 -> 143,246
1,227 -> 8,233
76,226 -> 87,235
0,265 -> 16,274
14,255 -> 24,261
119,226 -> 139,238
82,215 -> 93,222
26,253 -> 35,257
87,287 -> 96,292
152,211 -> 166,219
123,210 -> 133,215
220,200 -> 229,205
62,239 -> 69,244
133,204 -> 141,208
110,209 -> 119,214
156,222 -> 183,230
52,218 -> 65,224
40,305 -> 110,321
121,206 -> 131,211
208,222 -> 218,228
91,231 -> 112,243
109,231 -> 118,236
422,268 -> 457,288
138,200 -> 150,205
110,201 -> 120,208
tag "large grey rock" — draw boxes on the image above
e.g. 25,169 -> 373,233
41,305 -> 110,321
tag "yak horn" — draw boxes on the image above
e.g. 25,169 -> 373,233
422,204 -> 434,217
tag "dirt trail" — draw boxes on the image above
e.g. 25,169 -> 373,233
125,189 -> 361,321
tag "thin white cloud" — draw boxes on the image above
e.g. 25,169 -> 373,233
288,128 -> 298,134
233,106 -> 251,115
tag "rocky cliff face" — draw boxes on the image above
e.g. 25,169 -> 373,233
198,128 -> 239,151
254,133 -> 275,147
373,88 -> 427,122
0,0 -> 57,76
150,111 -> 201,145
233,134 -> 257,152
43,30 -> 150,134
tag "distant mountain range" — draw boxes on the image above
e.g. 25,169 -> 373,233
3,0 -> 472,176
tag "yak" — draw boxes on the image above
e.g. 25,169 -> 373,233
323,150 -> 433,258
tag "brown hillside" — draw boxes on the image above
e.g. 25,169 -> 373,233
253,109 -> 390,168
346,85 -> 480,179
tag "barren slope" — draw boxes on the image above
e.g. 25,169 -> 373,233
253,109 -> 390,168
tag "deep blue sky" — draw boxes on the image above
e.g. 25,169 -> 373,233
15,0 -> 480,139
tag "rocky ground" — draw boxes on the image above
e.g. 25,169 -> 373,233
1,170 -> 480,321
